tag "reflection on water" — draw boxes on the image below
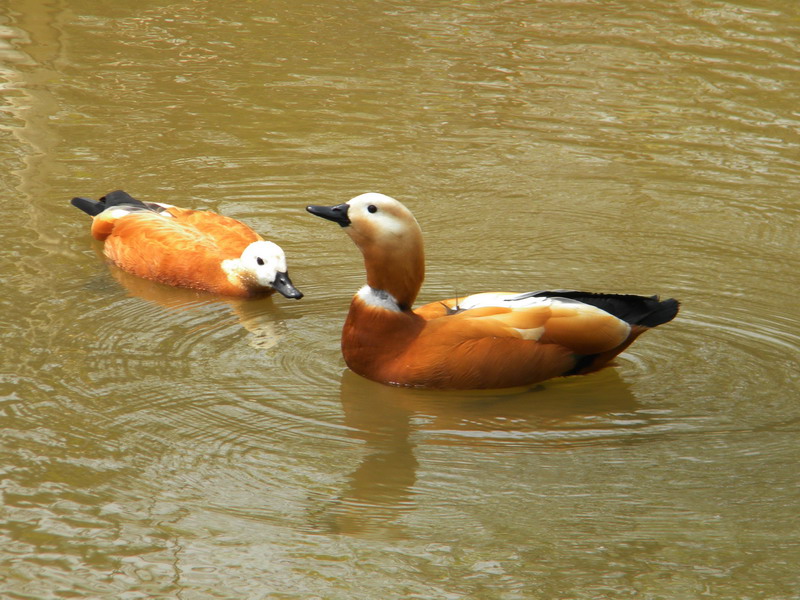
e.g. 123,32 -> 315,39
2,0 -> 800,597
315,369 -> 657,538
104,253 -> 294,351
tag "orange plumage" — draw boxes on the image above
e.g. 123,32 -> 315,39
72,190 -> 302,299
307,193 -> 679,390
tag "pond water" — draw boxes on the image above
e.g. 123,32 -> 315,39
1,0 -> 799,598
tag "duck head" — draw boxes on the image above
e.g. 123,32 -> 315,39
236,241 -> 303,299
307,193 -> 425,310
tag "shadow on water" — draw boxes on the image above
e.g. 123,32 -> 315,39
309,368 -> 644,538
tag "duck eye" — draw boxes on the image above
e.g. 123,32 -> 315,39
256,257 -> 265,266
367,205 -> 378,213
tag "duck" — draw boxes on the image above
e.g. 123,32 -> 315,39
307,192 -> 679,390
71,190 -> 303,299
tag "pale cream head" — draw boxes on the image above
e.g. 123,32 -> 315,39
345,193 -> 420,237
344,193 -> 425,310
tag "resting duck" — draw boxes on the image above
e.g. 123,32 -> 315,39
307,193 -> 679,390
72,190 -> 303,299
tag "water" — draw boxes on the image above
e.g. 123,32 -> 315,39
1,0 -> 799,598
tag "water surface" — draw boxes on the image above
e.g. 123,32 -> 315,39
1,0 -> 799,598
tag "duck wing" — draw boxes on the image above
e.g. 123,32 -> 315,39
429,296 -> 631,355
166,208 -> 262,255
416,290 -> 679,328
101,212 -> 230,290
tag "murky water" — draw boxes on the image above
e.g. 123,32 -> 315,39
2,0 -> 799,598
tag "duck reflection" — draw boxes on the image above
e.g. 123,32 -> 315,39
312,368 -> 640,537
100,248 -> 298,350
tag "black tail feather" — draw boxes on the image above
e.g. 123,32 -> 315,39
70,196 -> 104,216
70,190 -> 148,216
530,290 -> 680,327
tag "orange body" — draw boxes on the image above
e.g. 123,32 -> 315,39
91,206 -> 260,296
73,191 -> 301,299
343,294 -> 646,389
308,193 -> 678,390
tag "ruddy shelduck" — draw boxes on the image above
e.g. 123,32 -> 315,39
307,193 -> 679,390
72,190 -> 303,299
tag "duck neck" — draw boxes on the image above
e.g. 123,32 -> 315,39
359,231 -> 424,311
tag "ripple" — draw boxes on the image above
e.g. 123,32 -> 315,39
4,0 -> 800,594
337,369 -> 662,449
674,309 -> 799,375
13,256 -> 344,506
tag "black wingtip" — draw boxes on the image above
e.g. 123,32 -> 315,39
71,196 -> 104,216
100,190 -> 139,205
638,297 -> 680,328
530,290 -> 680,328
71,190 -> 148,217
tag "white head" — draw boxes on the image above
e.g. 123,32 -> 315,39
238,241 -> 303,299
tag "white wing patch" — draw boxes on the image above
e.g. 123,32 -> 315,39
105,205 -> 175,219
456,292 -> 555,310
513,326 -> 545,340
149,202 -> 176,211
107,207 -> 137,219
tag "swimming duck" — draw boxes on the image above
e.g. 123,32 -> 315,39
72,190 -> 303,299
307,193 -> 679,390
